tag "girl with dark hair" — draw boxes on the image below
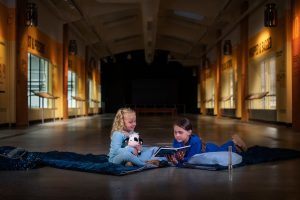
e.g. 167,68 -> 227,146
167,118 -> 247,165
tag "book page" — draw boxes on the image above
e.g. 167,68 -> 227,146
154,145 -> 190,157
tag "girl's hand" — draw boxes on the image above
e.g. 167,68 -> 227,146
135,144 -> 142,153
132,148 -> 138,155
132,144 -> 142,156
166,154 -> 178,165
175,150 -> 185,161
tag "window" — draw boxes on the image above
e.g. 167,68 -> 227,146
98,85 -> 101,108
260,57 -> 276,109
27,53 -> 50,108
88,78 -> 93,107
221,67 -> 235,108
229,69 -> 234,108
269,58 -> 276,109
205,77 -> 214,108
68,70 -> 77,108
197,83 -> 201,109
248,56 -> 276,109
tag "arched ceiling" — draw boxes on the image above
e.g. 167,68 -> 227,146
42,0 -> 266,65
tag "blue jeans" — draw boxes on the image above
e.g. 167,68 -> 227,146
205,140 -> 237,152
110,146 -> 165,166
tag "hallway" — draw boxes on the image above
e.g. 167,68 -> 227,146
0,114 -> 300,200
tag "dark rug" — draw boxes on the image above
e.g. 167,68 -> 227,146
1,145 -> 300,174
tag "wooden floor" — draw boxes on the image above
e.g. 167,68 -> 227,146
0,114 -> 300,200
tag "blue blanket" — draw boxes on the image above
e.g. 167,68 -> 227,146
0,146 -> 147,175
1,146 -> 300,175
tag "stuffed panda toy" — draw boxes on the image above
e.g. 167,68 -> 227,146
126,133 -> 143,155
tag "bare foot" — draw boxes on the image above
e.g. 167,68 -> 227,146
232,134 -> 247,152
125,161 -> 134,167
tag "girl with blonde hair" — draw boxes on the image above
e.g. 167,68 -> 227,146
108,108 -> 163,167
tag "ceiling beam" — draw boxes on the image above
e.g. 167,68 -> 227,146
69,0 -> 115,58
141,0 -> 160,64
183,0 -> 231,59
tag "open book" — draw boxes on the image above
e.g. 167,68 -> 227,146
153,145 -> 191,157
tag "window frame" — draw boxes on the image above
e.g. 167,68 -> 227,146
27,53 -> 50,108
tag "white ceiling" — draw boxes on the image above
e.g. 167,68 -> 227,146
42,0 -> 265,65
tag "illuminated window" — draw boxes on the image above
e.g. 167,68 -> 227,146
268,57 -> 276,109
27,53 -> 50,108
205,77 -> 214,108
221,67 -> 235,108
88,78 -> 93,107
197,84 -> 201,109
98,85 -> 101,108
229,69 -> 234,108
248,56 -> 276,109
68,70 -> 77,108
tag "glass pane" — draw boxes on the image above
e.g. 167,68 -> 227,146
269,57 -> 276,95
27,54 -> 31,107
31,54 -> 40,108
27,53 -> 50,108
98,86 -> 101,108
68,70 -> 77,108
260,61 -> 266,92
249,57 -> 276,110
229,68 -> 235,108
89,79 -> 93,107
40,59 -> 46,91
269,57 -> 276,109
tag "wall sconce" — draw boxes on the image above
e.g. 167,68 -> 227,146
223,40 -> 232,55
68,40 -> 77,55
264,3 -> 278,27
26,3 -> 38,26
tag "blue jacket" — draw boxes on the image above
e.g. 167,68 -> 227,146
173,134 -> 237,164
173,134 -> 202,163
